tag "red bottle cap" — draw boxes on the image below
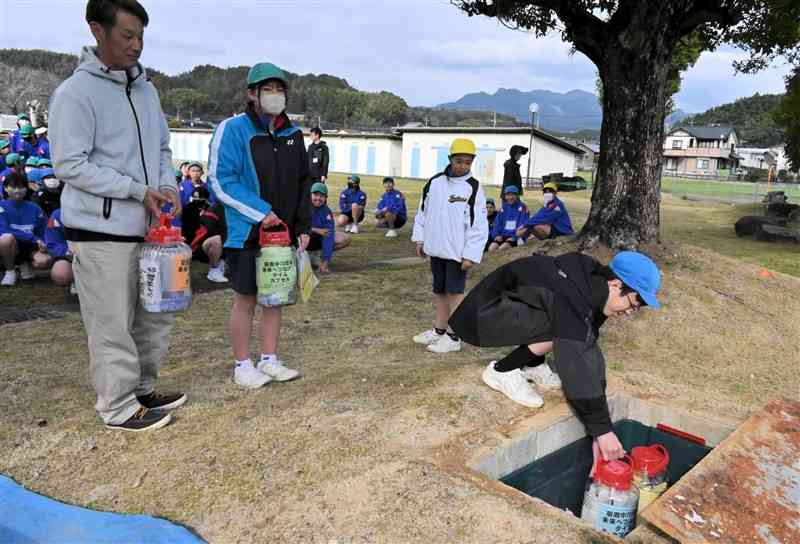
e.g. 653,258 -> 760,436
259,221 -> 291,247
595,455 -> 634,491
631,444 -> 670,478
145,214 -> 184,245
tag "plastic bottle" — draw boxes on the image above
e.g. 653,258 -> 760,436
139,214 -> 192,313
581,456 -> 640,538
631,444 -> 670,512
256,222 -> 297,307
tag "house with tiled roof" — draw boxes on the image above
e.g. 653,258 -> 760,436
663,124 -> 741,176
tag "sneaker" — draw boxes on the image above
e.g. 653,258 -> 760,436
19,263 -> 35,280
385,229 -> 398,238
413,328 -> 443,345
206,265 -> 228,283
234,363 -> 272,389
1,270 -> 16,287
344,224 -> 352,233
350,223 -> 360,234
522,363 -> 562,389
105,407 -> 172,432
257,359 -> 301,382
69,282 -> 78,295
482,362 -> 544,408
137,391 -> 187,412
427,335 -> 461,354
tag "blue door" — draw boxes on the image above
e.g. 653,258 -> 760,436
350,145 -> 359,173
411,146 -> 421,178
367,146 -> 376,174
435,147 -> 449,173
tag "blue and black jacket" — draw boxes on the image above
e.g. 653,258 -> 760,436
0,199 -> 46,244
311,203 -> 336,262
527,196 -> 574,235
339,188 -> 367,213
45,208 -> 69,258
491,200 -> 529,240
208,105 -> 311,249
376,189 -> 407,219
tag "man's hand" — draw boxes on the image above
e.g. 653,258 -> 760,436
144,188 -> 170,217
596,431 -> 625,462
261,212 -> 281,228
161,188 -> 181,218
298,234 -> 310,251
461,259 -> 474,271
415,243 -> 426,258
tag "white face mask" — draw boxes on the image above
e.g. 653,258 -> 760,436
44,178 -> 60,190
543,193 -> 555,204
259,92 -> 286,115
25,167 -> 34,174
19,120 -> 31,127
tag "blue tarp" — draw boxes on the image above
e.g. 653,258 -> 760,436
0,475 -> 205,543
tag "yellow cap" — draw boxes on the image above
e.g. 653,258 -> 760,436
449,138 -> 476,157
543,182 -> 559,192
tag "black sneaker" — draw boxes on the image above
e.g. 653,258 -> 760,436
136,391 -> 187,412
105,407 -> 172,432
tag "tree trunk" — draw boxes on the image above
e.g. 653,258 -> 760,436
580,17 -> 676,248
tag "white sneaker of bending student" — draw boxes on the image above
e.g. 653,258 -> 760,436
427,334 -> 461,354
19,262 -> 35,280
413,328 -> 444,345
385,229 -> 398,238
257,356 -> 301,382
206,263 -> 228,283
234,360 -> 272,389
522,363 -> 562,389
483,361 -> 544,408
1,270 -> 16,287
344,223 -> 352,233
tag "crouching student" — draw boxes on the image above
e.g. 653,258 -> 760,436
488,186 -> 528,252
187,201 -> 228,283
337,175 -> 367,234
411,138 -> 488,354
309,182 -> 350,275
517,182 -> 574,240
450,251 -> 662,470
0,173 -> 48,286
45,208 -> 74,289
375,177 -> 407,238
484,198 -> 498,252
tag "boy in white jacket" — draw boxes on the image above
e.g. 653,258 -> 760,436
412,138 -> 488,353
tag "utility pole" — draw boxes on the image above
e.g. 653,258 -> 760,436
492,111 -> 497,128
525,102 -> 539,188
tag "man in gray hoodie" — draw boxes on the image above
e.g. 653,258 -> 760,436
49,0 -> 184,432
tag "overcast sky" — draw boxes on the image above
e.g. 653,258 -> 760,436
1,0 -> 790,113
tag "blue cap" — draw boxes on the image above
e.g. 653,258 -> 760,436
503,186 -> 520,194
609,251 -> 662,309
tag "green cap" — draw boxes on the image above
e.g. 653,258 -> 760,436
174,168 -> 182,178
349,174 -> 361,183
38,158 -> 52,167
5,153 -> 21,165
310,182 -> 328,196
247,63 -> 288,88
26,157 -> 39,166
0,139 -> 9,150
17,113 -> 30,121
20,125 -> 35,136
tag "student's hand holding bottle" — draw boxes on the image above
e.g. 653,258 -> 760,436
261,212 -> 281,228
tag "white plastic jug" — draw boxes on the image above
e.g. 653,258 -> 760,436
581,456 -> 640,538
139,215 -> 192,313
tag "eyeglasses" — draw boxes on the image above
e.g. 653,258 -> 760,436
625,291 -> 643,311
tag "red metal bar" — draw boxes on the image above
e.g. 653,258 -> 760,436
656,423 -> 706,446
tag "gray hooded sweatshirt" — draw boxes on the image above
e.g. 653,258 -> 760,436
49,46 -> 175,239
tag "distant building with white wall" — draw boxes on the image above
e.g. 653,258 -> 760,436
737,147 -> 777,170
305,131 -> 403,178
397,127 -> 582,185
169,128 -> 214,164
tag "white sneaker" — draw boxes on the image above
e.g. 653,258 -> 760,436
234,363 -> 272,389
350,224 -> 360,234
427,334 -> 461,354
257,359 -> 301,382
413,329 -> 443,345
206,265 -> 228,283
1,270 -> 16,287
385,229 -> 398,238
482,362 -> 544,408
19,263 -> 35,280
522,363 -> 562,389
344,224 -> 352,233
69,282 -> 77,295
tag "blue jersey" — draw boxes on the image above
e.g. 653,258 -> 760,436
0,199 -> 46,244
45,208 -> 69,257
376,189 -> 407,218
527,196 -> 574,235
491,200 -> 529,240
339,188 -> 367,213
311,204 -> 335,261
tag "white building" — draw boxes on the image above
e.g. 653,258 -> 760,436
306,131 -> 403,178
169,128 -> 214,164
397,127 -> 582,185
737,147 -> 777,170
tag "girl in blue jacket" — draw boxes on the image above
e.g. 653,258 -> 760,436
518,182 -> 574,240
488,186 -> 529,252
309,182 -> 351,274
0,173 -> 48,286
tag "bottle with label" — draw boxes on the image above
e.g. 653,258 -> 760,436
581,456 -> 640,538
631,444 -> 670,512
139,214 -> 192,313
256,222 -> 297,307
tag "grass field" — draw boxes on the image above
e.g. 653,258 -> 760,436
1,173 -> 799,543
